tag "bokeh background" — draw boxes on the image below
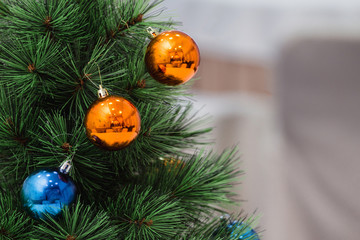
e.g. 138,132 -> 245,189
164,0 -> 360,239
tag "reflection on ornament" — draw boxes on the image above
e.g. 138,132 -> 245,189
145,30 -> 200,86
21,168 -> 77,220
84,95 -> 141,151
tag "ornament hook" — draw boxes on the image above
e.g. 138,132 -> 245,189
146,27 -> 157,38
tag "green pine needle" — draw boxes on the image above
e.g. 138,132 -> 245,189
0,1 -> 10,17
0,88 -> 40,184
0,34 -> 65,99
137,148 -> 243,218
105,185 -> 187,240
4,0 -> 90,42
0,191 -> 35,240
35,198 -> 118,240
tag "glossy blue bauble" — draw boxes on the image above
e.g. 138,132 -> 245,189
21,168 -> 77,220
228,221 -> 260,240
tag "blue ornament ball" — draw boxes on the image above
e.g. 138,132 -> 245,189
228,221 -> 260,240
21,168 -> 77,220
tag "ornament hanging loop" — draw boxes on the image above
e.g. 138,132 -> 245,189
146,27 -> 157,38
59,160 -> 72,174
84,61 -> 104,89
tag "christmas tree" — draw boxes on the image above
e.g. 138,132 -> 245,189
0,0 -> 260,239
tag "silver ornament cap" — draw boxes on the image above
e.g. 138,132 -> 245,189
59,160 -> 72,174
97,85 -> 109,99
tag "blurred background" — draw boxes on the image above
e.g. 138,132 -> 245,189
164,0 -> 360,239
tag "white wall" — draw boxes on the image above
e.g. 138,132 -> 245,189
165,0 -> 360,61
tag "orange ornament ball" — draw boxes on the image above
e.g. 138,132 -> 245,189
84,95 -> 141,151
145,30 -> 200,86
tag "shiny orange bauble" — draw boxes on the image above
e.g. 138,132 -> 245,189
84,95 -> 141,151
145,30 -> 200,86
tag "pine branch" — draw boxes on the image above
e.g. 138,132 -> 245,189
0,34 -> 66,100
0,88 -> 37,150
3,0 -> 90,42
102,0 -> 170,41
0,88 -> 40,184
35,198 -> 118,240
28,111 -> 116,203
105,185 -> 187,240
137,148 -> 242,218
0,191 -> 35,240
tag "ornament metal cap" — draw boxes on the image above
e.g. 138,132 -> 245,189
59,160 -> 72,174
97,85 -> 109,98
146,27 -> 157,38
